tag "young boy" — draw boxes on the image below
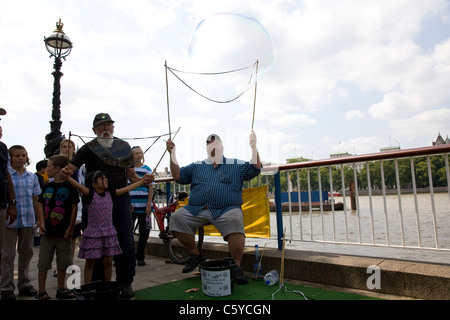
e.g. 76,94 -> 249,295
0,145 -> 41,301
36,155 -> 79,300
35,159 -> 48,190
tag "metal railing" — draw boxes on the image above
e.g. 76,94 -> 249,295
153,144 -> 450,252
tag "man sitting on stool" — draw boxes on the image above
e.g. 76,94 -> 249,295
166,131 -> 261,284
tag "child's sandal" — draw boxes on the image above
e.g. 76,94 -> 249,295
56,287 -> 75,299
35,291 -> 52,300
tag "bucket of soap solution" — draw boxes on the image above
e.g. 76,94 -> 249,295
199,258 -> 235,297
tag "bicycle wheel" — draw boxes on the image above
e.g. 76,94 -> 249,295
167,235 -> 190,264
167,226 -> 205,265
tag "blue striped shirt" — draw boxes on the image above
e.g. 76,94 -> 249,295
177,157 -> 261,219
130,165 -> 154,213
7,168 -> 41,228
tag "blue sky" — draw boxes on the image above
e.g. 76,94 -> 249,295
1,0 -> 450,171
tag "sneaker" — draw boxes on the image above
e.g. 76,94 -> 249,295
137,259 -> 146,266
19,285 -> 37,296
182,255 -> 203,273
234,266 -> 248,285
1,290 -> 16,301
120,284 -> 134,299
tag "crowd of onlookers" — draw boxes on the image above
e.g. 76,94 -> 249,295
0,112 -> 154,300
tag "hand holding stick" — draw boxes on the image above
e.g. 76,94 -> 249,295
153,127 -> 180,172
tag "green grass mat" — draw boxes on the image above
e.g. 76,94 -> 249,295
134,276 -> 381,300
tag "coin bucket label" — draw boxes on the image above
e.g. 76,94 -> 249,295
201,268 -> 232,297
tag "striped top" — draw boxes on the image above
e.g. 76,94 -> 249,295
177,157 -> 261,219
130,165 -> 154,213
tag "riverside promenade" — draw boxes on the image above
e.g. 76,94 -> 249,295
13,236 -> 449,301
144,237 -> 450,300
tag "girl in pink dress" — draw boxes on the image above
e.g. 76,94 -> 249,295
67,170 -> 151,283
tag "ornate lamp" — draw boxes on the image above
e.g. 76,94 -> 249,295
43,19 -> 73,157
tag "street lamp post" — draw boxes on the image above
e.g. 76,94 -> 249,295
43,18 -> 73,158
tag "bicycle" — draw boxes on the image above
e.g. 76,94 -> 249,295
136,188 -> 204,265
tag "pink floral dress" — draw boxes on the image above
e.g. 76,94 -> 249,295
78,190 -> 122,259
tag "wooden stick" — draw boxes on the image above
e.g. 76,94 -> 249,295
68,131 -> 72,161
254,243 -> 266,281
251,60 -> 259,131
165,60 -> 172,140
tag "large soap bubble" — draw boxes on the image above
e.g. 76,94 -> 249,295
170,13 -> 275,103
188,13 -> 275,73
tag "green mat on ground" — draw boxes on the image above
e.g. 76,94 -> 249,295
134,276 -> 381,300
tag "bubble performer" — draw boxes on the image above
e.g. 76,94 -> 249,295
166,132 -> 261,284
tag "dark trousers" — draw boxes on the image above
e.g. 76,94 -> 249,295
132,212 -> 150,260
87,195 -> 136,285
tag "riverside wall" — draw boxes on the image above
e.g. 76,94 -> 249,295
144,237 -> 450,300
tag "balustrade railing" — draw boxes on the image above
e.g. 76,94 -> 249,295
153,144 -> 450,252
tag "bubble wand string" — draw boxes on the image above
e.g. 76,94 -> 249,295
68,130 -> 176,168
153,127 -> 181,172
272,228 -> 308,300
166,62 -> 256,104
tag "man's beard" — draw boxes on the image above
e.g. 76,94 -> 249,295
97,131 -> 114,148
206,143 -> 224,164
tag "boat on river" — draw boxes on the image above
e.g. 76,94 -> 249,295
269,201 -> 344,212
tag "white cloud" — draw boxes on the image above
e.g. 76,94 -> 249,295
369,38 -> 450,120
270,113 -> 316,127
1,0 -> 450,166
326,136 -> 385,156
345,110 -> 365,120
281,143 -> 305,159
390,108 -> 450,142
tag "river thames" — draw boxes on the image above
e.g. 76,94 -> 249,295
254,192 -> 449,264
276,192 -> 450,249
151,192 -> 450,264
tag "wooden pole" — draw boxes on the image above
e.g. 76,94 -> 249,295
350,181 -> 356,210
251,60 -> 259,131
68,131 -> 72,160
165,60 -> 172,140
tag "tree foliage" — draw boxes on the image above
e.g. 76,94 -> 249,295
253,155 -> 449,193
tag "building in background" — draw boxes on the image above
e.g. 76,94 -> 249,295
433,133 -> 450,146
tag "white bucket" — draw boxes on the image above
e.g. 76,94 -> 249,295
200,259 -> 234,297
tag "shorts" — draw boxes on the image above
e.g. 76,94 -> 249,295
169,207 -> 245,240
37,235 -> 73,272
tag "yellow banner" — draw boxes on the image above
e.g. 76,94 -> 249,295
176,185 -> 271,238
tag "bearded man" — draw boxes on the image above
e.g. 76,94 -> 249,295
166,132 -> 261,284
64,113 -> 153,298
